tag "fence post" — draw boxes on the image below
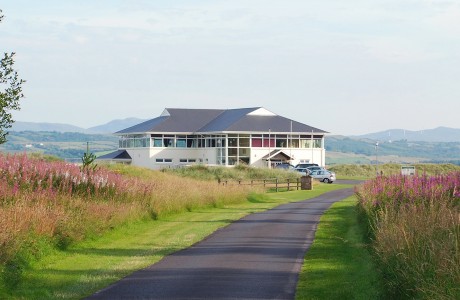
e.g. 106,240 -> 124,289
264,179 -> 266,188
287,178 -> 290,191
276,178 -> 279,192
297,178 -> 300,190
251,180 -> 253,186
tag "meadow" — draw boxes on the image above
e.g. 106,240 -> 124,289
3,153 -> 458,299
0,154 -> 253,292
356,173 -> 460,299
329,163 -> 460,179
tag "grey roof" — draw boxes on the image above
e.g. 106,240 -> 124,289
97,150 -> 132,160
116,107 -> 327,134
117,109 -> 223,134
262,150 -> 293,161
200,114 -> 325,133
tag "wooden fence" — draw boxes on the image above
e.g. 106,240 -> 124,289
218,178 -> 302,192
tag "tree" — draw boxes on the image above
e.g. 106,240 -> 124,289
81,142 -> 98,173
0,9 -> 25,144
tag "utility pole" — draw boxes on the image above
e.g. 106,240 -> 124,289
268,128 -> 271,168
375,141 -> 379,176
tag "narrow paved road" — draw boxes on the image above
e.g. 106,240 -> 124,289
88,188 -> 355,300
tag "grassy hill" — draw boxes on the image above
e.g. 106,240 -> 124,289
325,136 -> 460,165
0,131 -> 118,160
353,126 -> 460,142
2,131 -> 460,165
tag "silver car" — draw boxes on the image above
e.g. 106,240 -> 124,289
309,169 -> 336,183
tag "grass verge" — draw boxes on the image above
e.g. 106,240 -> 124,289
295,195 -> 383,300
4,184 -> 349,299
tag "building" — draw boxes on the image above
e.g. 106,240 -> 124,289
98,107 -> 327,169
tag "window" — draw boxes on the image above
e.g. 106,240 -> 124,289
163,138 -> 174,147
239,148 -> 250,156
239,138 -> 250,147
276,135 -> 287,148
289,139 -> 299,148
153,138 -> 162,147
179,158 -> 197,163
156,158 -> 173,163
228,148 -> 238,156
228,138 -> 238,147
176,139 -> 186,148
263,138 -> 275,147
252,138 -> 262,147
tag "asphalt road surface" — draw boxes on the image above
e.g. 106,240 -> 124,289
88,188 -> 355,300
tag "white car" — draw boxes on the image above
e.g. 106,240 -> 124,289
309,169 -> 336,183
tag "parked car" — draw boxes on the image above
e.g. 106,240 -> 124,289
309,169 -> 336,183
295,168 -> 309,176
274,163 -> 295,170
294,163 -> 318,169
305,166 -> 323,173
295,166 -> 325,176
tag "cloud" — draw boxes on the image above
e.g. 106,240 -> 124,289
363,37 -> 440,63
425,2 -> 460,37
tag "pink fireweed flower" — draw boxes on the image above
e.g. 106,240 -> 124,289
454,186 -> 460,198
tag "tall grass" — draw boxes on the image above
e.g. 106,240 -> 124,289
161,164 -> 301,181
356,173 -> 460,299
0,154 -> 253,291
329,163 -> 460,179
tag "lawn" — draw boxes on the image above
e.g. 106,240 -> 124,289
296,196 -> 383,299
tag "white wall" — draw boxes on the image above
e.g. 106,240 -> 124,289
125,144 -> 325,169
251,148 -> 325,167
126,147 -> 218,170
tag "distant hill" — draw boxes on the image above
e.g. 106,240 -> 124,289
87,118 -> 147,133
6,121 -> 460,164
1,131 -> 118,160
353,127 -> 460,143
325,135 -> 460,164
11,118 -> 148,134
11,121 -> 86,133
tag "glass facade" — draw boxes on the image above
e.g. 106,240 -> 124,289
118,133 -> 324,166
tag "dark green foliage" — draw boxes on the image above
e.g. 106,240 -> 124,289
0,11 -> 25,144
81,151 -> 97,172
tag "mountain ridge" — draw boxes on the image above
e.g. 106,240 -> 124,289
351,126 -> 460,143
11,120 -> 460,142
11,118 -> 148,134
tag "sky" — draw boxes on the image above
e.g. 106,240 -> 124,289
1,0 -> 459,135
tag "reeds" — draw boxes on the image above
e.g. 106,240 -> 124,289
356,173 -> 460,299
